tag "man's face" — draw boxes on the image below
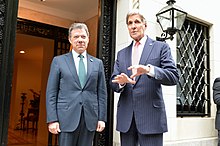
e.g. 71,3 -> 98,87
127,14 -> 146,42
69,28 -> 89,54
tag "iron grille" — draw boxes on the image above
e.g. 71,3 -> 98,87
176,19 -> 210,117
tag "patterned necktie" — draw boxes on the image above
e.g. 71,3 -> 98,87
78,54 -> 86,87
132,41 -> 140,75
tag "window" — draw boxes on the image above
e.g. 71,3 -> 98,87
176,19 -> 210,117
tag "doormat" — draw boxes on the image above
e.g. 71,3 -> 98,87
7,130 -> 32,145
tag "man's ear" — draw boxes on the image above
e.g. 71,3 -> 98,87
68,37 -> 72,44
145,23 -> 147,28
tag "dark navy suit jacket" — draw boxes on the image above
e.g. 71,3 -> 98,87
213,77 -> 220,130
110,36 -> 179,134
46,52 -> 107,132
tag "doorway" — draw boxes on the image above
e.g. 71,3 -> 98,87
8,12 -> 100,145
8,5 -> 101,146
8,33 -> 54,146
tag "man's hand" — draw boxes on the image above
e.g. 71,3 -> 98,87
48,122 -> 61,134
96,121 -> 105,132
128,65 -> 150,79
112,73 -> 136,84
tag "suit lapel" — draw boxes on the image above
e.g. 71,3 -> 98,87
85,54 -> 94,86
136,37 -> 154,82
139,37 -> 154,65
65,52 -> 81,86
126,44 -> 133,77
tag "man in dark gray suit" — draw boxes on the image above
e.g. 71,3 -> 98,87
213,77 -> 220,146
46,23 -> 107,146
110,10 -> 179,146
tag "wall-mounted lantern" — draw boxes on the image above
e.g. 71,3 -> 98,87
156,0 -> 187,41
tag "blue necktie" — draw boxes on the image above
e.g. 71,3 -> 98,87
78,54 -> 86,87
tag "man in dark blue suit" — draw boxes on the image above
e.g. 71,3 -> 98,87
46,23 -> 107,146
213,77 -> 220,146
110,10 -> 179,146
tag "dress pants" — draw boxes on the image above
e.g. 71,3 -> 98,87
58,109 -> 95,146
120,117 -> 163,146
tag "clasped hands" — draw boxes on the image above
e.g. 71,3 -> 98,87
112,65 -> 150,85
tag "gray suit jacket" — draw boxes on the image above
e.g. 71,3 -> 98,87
110,36 -> 179,134
213,77 -> 220,130
46,52 -> 107,132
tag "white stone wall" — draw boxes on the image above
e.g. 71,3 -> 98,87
114,0 -> 219,145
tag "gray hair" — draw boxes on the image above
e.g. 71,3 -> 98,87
68,23 -> 89,38
126,9 -> 147,25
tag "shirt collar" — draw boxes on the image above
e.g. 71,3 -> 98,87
72,50 -> 87,59
133,35 -> 147,46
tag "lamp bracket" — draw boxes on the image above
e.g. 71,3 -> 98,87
156,32 -> 174,42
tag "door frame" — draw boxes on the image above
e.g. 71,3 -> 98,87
0,0 -> 19,145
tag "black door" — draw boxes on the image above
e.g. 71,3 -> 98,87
0,0 -> 19,145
